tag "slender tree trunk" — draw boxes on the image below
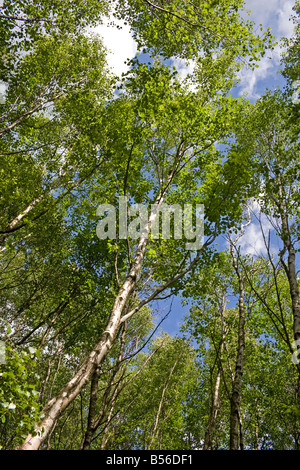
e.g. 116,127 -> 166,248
229,239 -> 246,451
148,351 -> 182,449
81,322 -> 127,450
203,364 -> 222,450
81,366 -> 102,450
280,212 -> 300,348
203,294 -> 226,450
0,193 -> 46,245
99,382 -> 120,450
20,237 -> 150,449
0,160 -> 101,245
98,337 -> 166,449
270,177 -> 300,375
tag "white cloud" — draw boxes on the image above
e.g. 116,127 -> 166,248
93,17 -> 198,88
91,18 -> 138,77
243,0 -> 295,39
235,199 -> 281,257
170,57 -> 195,80
276,0 -> 295,39
236,0 -> 296,98
236,43 -> 282,99
84,1 -> 296,98
238,220 -> 271,256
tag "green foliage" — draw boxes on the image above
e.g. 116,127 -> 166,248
0,0 -> 299,453
98,334 -> 197,450
115,0 -> 274,61
0,343 -> 41,449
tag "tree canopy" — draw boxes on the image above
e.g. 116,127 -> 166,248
1,0 -> 300,453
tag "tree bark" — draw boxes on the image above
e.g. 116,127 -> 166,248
229,237 -> 246,451
81,321 -> 127,450
203,364 -> 222,450
270,178 -> 300,373
148,349 -> 182,449
203,294 -> 226,450
280,211 -> 300,347
20,238 -> 148,449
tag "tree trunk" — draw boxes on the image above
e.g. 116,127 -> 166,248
203,365 -> 222,450
19,160 -> 210,450
273,179 -> 300,374
280,212 -> 300,349
20,184 -> 171,450
203,294 -> 226,450
229,239 -> 246,451
20,233 -> 150,449
148,351 -> 182,449
81,366 -> 102,450
81,321 -> 127,450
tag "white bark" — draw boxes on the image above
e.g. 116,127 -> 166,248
20,188 -> 165,449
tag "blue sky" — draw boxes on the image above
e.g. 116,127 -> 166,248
236,0 -> 295,98
94,1 -> 298,337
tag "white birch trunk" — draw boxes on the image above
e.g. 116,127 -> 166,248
20,192 -> 164,450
